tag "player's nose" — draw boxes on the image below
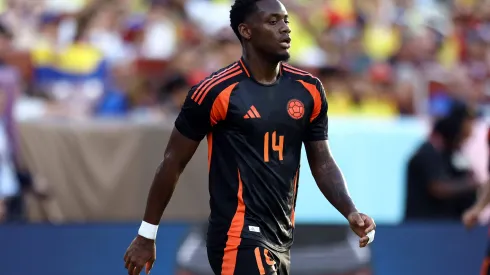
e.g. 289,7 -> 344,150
280,21 -> 291,34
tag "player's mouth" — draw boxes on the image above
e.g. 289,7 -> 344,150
279,37 -> 291,49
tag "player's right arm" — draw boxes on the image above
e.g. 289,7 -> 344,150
124,83 -> 218,275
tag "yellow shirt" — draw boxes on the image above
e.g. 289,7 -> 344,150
354,97 -> 398,117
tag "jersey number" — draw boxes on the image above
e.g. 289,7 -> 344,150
264,131 -> 284,162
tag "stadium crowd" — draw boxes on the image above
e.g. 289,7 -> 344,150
1,0 -> 490,222
0,0 -> 488,120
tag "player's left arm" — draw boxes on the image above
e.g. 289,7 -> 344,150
304,140 -> 356,218
303,79 -> 375,247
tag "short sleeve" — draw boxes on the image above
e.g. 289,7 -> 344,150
303,79 -> 328,141
175,85 -> 213,141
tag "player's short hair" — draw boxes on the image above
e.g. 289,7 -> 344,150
230,0 -> 260,41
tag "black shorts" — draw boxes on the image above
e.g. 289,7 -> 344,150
207,238 -> 290,275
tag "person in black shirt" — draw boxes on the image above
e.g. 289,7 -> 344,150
123,0 -> 376,274
405,101 -> 479,220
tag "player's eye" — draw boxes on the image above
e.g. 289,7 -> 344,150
284,19 -> 290,24
269,20 -> 277,25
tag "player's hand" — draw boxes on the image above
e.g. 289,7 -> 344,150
462,207 -> 481,229
347,212 -> 376,248
124,235 -> 156,275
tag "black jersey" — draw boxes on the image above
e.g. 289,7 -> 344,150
175,58 -> 328,252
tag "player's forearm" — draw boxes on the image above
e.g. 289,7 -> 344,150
305,141 -> 357,218
314,157 -> 357,218
142,158 -> 183,225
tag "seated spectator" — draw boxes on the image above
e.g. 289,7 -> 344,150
405,100 -> 480,220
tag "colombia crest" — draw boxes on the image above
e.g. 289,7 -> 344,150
287,99 -> 304,119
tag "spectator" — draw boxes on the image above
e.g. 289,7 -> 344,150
405,100 -> 480,220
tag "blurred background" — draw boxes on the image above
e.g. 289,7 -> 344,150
0,0 -> 489,274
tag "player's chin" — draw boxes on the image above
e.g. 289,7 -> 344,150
275,51 -> 290,62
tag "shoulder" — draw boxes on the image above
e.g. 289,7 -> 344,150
281,63 -> 322,86
188,62 -> 246,105
281,63 -> 326,104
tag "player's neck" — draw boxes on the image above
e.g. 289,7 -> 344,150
242,52 -> 281,85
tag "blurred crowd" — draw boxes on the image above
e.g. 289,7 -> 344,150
0,0 -> 488,121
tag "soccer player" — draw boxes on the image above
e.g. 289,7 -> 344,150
123,0 -> 376,274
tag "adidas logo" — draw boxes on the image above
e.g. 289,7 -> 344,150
244,105 -> 261,119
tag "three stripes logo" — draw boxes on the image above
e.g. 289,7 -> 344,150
244,105 -> 261,119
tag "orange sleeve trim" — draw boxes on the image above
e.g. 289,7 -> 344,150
297,80 -> 322,122
210,82 -> 238,126
221,169 -> 246,275
191,63 -> 239,102
197,70 -> 242,105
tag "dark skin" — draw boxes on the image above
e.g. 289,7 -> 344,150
124,1 -> 375,274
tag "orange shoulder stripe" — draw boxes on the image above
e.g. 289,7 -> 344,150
297,80 -> 322,122
191,63 -> 239,101
283,67 -> 309,76
197,69 -> 242,105
283,64 -> 322,82
282,63 -> 311,75
210,82 -> 238,126
193,66 -> 241,104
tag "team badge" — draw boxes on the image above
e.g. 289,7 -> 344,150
287,99 -> 304,119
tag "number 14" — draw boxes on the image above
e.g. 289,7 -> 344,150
264,131 -> 284,162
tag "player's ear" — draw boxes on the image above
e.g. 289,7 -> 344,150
238,23 -> 252,41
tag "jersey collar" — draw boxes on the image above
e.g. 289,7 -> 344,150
238,57 -> 284,79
